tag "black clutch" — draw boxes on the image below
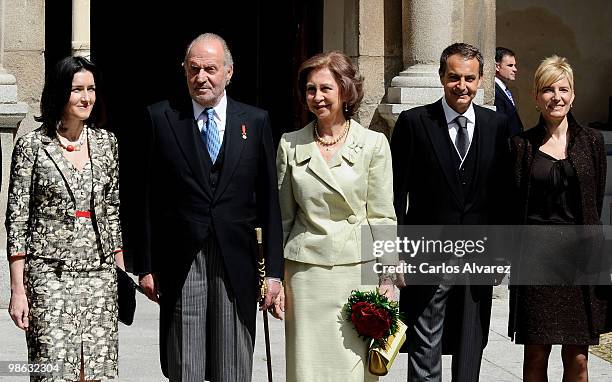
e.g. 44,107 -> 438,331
116,267 -> 140,326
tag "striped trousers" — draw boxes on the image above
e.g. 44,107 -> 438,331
160,238 -> 254,382
406,284 -> 485,382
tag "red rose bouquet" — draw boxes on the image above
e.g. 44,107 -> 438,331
342,290 -> 401,348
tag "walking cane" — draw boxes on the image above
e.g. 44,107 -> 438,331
256,227 -> 274,382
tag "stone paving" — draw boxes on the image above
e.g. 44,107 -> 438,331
0,286 -> 610,381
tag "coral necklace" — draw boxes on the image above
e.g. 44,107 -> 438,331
57,126 -> 87,152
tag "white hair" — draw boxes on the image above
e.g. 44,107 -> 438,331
184,33 -> 234,68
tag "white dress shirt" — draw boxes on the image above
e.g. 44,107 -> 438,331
495,77 -> 514,104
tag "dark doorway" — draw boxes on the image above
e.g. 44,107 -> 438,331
90,0 -> 323,141
44,1 -> 72,71
89,1 -> 322,261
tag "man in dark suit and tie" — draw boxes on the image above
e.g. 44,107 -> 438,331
129,33 -> 283,382
495,47 -> 523,136
391,43 -> 510,382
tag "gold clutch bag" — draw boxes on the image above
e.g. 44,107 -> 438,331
368,320 -> 407,376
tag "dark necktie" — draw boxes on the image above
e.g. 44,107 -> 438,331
201,108 -> 221,163
454,115 -> 469,160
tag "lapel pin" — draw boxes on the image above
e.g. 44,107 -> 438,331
241,124 -> 247,140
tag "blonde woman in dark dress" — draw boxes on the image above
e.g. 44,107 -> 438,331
508,56 -> 609,382
7,56 -> 123,382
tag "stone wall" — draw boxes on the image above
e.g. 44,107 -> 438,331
2,0 -> 45,227
463,0 -> 496,105
0,0 -> 44,306
497,0 -> 612,128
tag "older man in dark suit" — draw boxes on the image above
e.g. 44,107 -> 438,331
391,43 -> 510,382
495,46 -> 523,136
128,33 -> 283,382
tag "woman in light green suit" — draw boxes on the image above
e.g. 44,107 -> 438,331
276,51 -> 397,382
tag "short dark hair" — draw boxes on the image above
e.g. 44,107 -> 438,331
35,56 -> 107,135
495,47 -> 516,63
438,43 -> 484,78
297,51 -> 364,119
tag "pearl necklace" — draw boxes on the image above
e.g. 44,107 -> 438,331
57,125 -> 87,152
314,120 -> 350,151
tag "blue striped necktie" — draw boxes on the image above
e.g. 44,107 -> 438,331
505,88 -> 515,106
201,108 -> 221,163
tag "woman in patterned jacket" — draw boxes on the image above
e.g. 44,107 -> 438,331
6,56 -> 123,382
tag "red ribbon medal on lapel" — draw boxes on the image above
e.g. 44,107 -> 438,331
241,124 -> 247,140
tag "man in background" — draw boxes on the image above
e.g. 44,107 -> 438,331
495,46 -> 523,136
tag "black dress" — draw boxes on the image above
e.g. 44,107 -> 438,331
511,151 -> 600,345
508,115 -> 610,346
526,150 -> 579,225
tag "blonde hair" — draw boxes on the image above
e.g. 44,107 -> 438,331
533,55 -> 574,96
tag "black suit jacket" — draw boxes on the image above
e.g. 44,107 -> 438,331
129,96 -> 283,335
391,99 -> 510,353
495,82 -> 523,136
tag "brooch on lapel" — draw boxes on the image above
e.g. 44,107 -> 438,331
348,141 -> 365,154
241,124 -> 247,140
344,141 -> 365,163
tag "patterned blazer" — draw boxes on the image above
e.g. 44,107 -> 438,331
5,126 -> 122,265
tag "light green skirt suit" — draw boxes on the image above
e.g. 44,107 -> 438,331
277,120 -> 397,382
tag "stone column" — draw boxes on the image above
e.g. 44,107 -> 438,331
378,0 -> 485,128
401,0 -> 454,79
0,0 -> 28,306
72,0 -> 91,57
0,0 -> 4,75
